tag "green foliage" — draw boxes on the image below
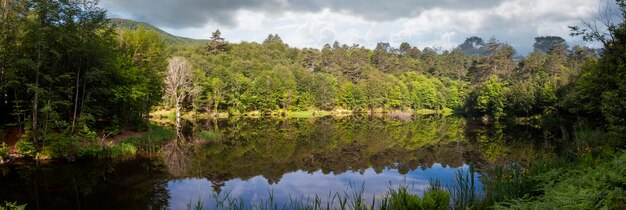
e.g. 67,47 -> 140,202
45,133 -> 80,160
448,167 -> 480,209
0,0 -> 168,158
567,0 -> 626,141
120,124 -> 175,152
386,186 -> 423,210
110,18 -> 206,45
423,190 -> 451,210
15,138 -> 36,157
110,143 -> 137,159
77,144 -> 106,158
471,75 -> 507,119
0,202 -> 26,210
0,142 -> 9,160
494,152 -> 626,209
196,130 -> 220,142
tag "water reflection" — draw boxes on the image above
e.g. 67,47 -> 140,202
167,164 -> 481,209
0,116 -> 561,209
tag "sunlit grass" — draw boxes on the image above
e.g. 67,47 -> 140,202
118,124 -> 175,153
286,110 -> 331,118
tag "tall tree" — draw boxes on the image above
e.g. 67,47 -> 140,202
165,56 -> 193,133
207,29 -> 227,54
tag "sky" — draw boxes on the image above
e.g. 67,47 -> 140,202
101,0 -> 606,55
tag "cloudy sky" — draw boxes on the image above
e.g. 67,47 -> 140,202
101,0 -> 605,54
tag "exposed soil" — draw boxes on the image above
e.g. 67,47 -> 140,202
1,126 -> 21,153
106,130 -> 145,145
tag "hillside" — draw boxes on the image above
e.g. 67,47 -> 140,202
110,18 -> 207,45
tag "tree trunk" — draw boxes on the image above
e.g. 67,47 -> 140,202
32,49 -> 41,147
175,96 -> 182,134
71,62 -> 81,133
79,74 -> 87,118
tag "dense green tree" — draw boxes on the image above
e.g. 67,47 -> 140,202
471,75 -> 508,119
110,27 -> 167,129
0,0 -> 169,157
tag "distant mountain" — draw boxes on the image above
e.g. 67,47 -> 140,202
110,18 -> 208,45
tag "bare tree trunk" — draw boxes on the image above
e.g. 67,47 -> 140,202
79,73 -> 87,117
71,61 -> 81,133
32,49 -> 41,146
175,96 -> 182,139
176,99 -> 181,127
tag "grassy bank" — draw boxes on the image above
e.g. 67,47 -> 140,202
151,108 -> 452,122
478,128 -> 626,209
2,123 -> 175,162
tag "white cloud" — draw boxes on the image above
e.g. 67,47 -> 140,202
106,0 -> 605,54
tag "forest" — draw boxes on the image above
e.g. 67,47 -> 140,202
0,0 -> 625,209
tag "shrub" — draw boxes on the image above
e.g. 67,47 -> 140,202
0,142 -> 9,160
387,185 -> 423,210
15,139 -> 36,157
46,133 -> 80,159
423,190 -> 451,210
77,144 -> 105,158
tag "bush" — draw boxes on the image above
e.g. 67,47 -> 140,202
386,185 -> 423,210
15,139 -> 36,157
423,190 -> 451,210
46,133 -> 80,159
77,144 -> 105,158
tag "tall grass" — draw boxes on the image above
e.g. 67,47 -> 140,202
109,143 -> 137,159
120,124 -> 175,153
447,167 -> 481,209
185,179 -> 457,210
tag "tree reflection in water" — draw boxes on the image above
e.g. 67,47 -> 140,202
0,115 -> 562,209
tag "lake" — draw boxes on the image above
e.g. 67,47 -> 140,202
0,115 -> 563,209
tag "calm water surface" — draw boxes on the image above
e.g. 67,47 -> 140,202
0,116 -> 562,209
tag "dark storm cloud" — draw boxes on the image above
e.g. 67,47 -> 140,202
102,0 -> 275,27
285,0 -> 504,21
101,0 -> 505,28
